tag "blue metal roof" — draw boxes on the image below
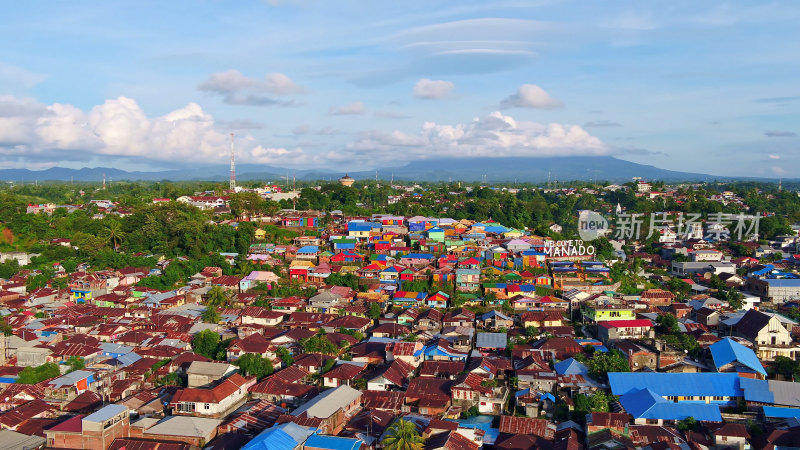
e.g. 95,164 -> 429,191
710,338 -> 767,376
609,372 -> 742,397
549,261 -> 575,267
554,358 -> 588,376
620,388 -> 723,422
763,406 -> 800,419
751,264 -> 775,276
304,435 -> 363,450
740,378 -> 774,403
619,388 -> 663,417
404,253 -> 434,259
243,423 -> 315,450
348,223 -> 374,231
763,278 -> 800,287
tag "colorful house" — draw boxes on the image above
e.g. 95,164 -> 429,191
456,269 -> 480,292
426,227 -> 445,242
582,304 -> 636,323
331,251 -> 364,264
282,216 -> 318,227
400,253 -> 435,266
289,261 -> 315,282
458,257 -> 482,270
332,238 -> 357,252
426,291 -> 450,308
392,291 -> 428,307
520,250 -> 547,268
379,265 -> 404,283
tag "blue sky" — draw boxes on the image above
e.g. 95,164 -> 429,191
0,0 -> 798,177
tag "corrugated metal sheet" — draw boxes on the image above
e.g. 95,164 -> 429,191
710,338 -> 767,376
608,372 -> 742,397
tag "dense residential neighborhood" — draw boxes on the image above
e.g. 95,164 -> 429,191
2,179 -> 800,449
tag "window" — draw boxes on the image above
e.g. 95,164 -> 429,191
205,403 -> 210,409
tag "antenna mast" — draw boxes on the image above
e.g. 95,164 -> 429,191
229,133 -> 236,191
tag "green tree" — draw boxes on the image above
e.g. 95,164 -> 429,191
16,363 -> 60,384
656,313 -> 680,334
677,416 -> 698,431
101,220 -> 126,251
771,356 -> 800,380
368,302 -> 382,320
381,419 -> 424,450
666,277 -> 691,298
234,353 -> 274,378
192,329 -> 221,359
202,306 -> 221,324
276,347 -> 294,367
352,378 -> 367,390
585,350 -> 630,381
300,334 -> 340,355
66,356 -> 85,373
206,286 -> 229,308
574,391 -> 612,417
0,259 -> 20,279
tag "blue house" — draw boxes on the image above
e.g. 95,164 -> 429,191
423,342 -> 468,361
619,387 -> 723,424
609,372 -> 742,406
710,338 -> 767,378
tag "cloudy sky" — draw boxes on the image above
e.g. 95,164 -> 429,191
1,1 -> 798,177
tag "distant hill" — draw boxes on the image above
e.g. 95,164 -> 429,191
0,156 -> 775,183
347,156 -> 722,183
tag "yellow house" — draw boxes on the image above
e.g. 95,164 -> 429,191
254,228 -> 267,240
582,305 -> 636,322
504,229 -> 524,238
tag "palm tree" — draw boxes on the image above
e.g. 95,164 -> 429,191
206,286 -> 229,308
381,419 -> 424,450
101,221 -> 126,251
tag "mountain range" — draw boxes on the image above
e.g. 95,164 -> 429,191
0,156 -> 779,183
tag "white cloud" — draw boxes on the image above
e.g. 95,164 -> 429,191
1,97 -> 608,171
0,95 -> 281,165
198,69 -> 304,106
500,84 -> 562,109
413,78 -> 454,99
329,101 -> 366,115
769,154 -> 781,159
347,111 -> 606,165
